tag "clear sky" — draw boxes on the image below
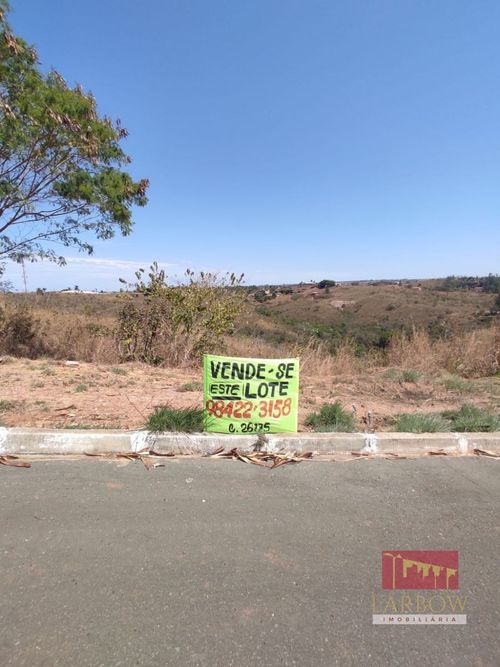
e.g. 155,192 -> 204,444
5,0 -> 500,290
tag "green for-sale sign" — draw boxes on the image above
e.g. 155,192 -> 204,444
203,354 -> 299,434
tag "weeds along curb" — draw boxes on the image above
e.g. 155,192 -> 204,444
0,428 -> 499,457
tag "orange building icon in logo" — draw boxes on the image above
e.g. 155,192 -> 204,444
382,551 -> 458,590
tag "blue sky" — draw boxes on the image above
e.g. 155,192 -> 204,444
5,0 -> 500,290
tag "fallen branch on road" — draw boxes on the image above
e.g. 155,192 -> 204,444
0,455 -> 31,468
2,446 -> 498,472
207,447 -> 314,468
473,447 -> 500,459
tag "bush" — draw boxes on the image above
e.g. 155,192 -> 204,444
177,381 -> 203,392
0,399 -> 19,411
305,401 -> 356,432
393,413 -> 450,433
492,292 -> 500,314
146,405 -> 205,432
254,289 -> 276,303
441,375 -> 472,393
399,369 -> 422,383
442,404 -> 500,432
117,263 -> 245,366
0,305 -> 40,357
438,274 -> 500,293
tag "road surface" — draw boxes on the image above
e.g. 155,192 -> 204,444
1,457 -> 499,666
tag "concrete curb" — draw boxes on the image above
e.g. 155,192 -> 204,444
0,427 -> 499,457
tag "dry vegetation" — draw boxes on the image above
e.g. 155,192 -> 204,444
0,280 -> 499,430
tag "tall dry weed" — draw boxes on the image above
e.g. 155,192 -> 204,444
439,325 -> 499,378
388,325 -> 499,378
224,334 -> 289,360
299,339 -> 375,379
0,307 -> 119,363
387,328 -> 437,372
2,293 -> 498,379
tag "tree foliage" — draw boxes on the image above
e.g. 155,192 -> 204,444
438,274 -> 500,293
117,263 -> 246,365
317,279 -> 336,289
0,1 -> 148,267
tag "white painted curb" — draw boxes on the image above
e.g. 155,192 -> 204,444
0,428 -> 499,456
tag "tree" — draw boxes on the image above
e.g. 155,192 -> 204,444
0,1 -> 148,272
317,279 -> 336,289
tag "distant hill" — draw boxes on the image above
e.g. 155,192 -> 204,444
241,278 -> 499,353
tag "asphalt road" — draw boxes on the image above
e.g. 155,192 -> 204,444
0,457 -> 499,667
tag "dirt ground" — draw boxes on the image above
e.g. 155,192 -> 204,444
1,357 -> 498,431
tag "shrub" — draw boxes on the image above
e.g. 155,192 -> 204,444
0,305 -> 39,356
492,292 -> 500,314
0,399 -> 18,411
399,369 -> 422,383
305,401 -> 356,432
177,381 -> 203,392
146,405 -> 205,432
441,375 -> 473,393
254,289 -> 276,303
393,413 -> 450,433
442,404 -> 500,432
117,264 -> 245,366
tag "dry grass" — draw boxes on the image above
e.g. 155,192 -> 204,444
37,311 -> 117,362
230,325 -> 499,384
388,326 -> 499,378
299,340 -> 364,378
224,334 -> 291,360
1,294 -> 498,381
443,326 -> 500,378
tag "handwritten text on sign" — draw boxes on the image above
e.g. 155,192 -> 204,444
203,354 -> 299,433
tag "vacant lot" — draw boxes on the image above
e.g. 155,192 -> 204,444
1,356 -> 498,431
1,281 -> 498,430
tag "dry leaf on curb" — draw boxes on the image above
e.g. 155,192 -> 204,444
0,456 -> 31,468
474,448 -> 500,459
426,450 -> 448,456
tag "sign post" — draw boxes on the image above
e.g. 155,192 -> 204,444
203,354 -> 299,434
